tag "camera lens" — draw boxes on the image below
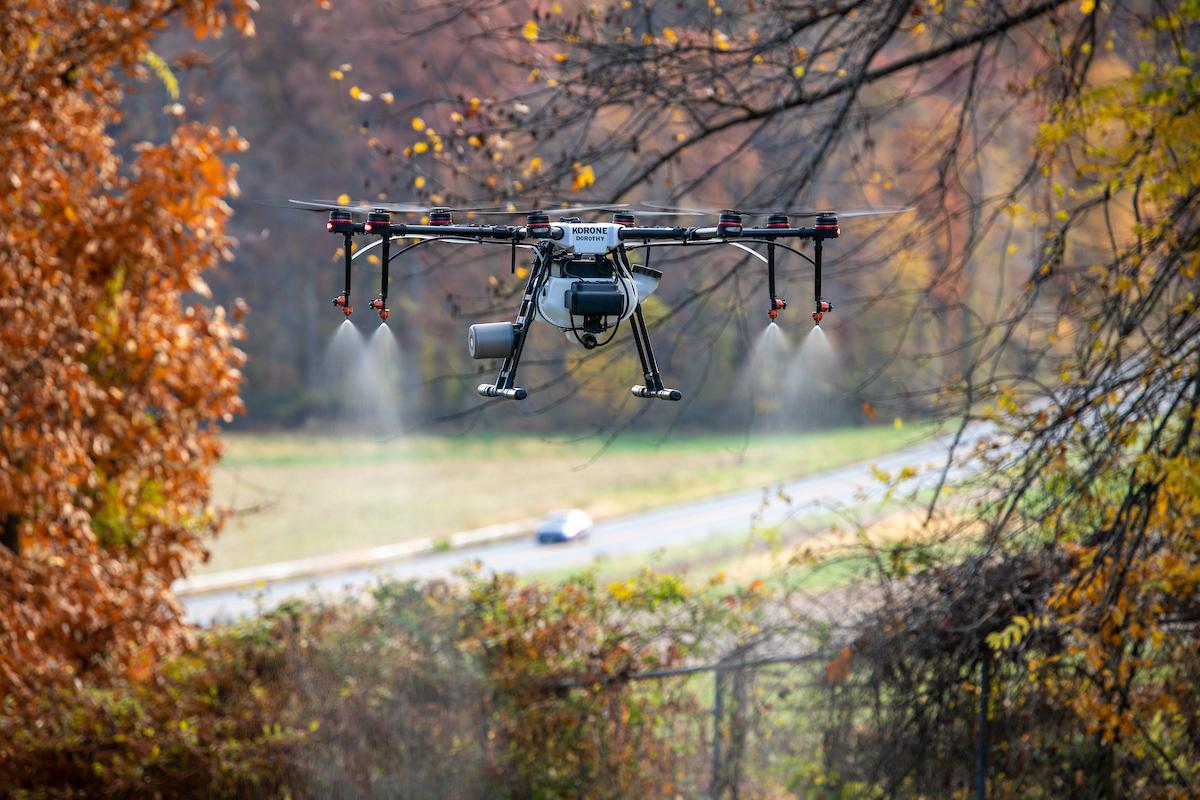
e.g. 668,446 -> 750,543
581,333 -> 598,349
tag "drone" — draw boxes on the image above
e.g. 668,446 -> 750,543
290,197 -> 905,402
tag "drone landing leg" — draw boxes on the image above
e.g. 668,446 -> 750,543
629,305 -> 681,401
478,253 -> 545,401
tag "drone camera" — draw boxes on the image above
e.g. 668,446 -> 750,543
327,209 -> 354,234
364,210 -> 391,235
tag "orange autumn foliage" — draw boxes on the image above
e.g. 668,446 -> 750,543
0,1 -> 253,695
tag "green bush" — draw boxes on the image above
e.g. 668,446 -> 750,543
1,570 -> 753,798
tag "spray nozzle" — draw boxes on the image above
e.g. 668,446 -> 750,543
333,294 -> 352,316
369,296 -> 389,320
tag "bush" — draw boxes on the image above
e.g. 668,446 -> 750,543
1,570 -> 752,798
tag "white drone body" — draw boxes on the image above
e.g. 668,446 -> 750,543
533,223 -> 660,337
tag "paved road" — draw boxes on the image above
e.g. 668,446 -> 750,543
181,432 -> 980,625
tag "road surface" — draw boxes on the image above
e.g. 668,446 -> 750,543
181,431 -> 979,625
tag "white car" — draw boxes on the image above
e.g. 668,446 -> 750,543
535,509 -> 593,544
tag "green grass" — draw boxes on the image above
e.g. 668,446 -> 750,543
204,423 -> 935,574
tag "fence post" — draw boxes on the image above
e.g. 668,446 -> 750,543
710,666 -> 725,799
974,651 -> 991,800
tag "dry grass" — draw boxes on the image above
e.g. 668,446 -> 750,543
203,425 -> 933,573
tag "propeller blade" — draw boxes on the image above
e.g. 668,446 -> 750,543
739,205 -> 913,218
640,200 -> 913,219
639,202 -> 719,216
471,203 -> 632,216
287,198 -> 508,215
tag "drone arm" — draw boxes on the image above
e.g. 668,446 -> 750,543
617,226 -> 690,241
385,223 -> 524,241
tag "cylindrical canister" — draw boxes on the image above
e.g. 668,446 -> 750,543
468,322 -> 516,359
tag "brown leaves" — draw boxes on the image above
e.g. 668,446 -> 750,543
0,0 -> 250,697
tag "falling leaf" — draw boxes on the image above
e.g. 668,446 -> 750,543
380,92 -> 394,104
523,20 -> 538,43
663,27 -> 678,44
414,176 -> 426,189
571,163 -> 596,191
413,142 -> 429,154
713,30 -> 730,51
411,117 -> 426,131
329,69 -> 344,80
862,402 -> 877,419
336,193 -> 351,205
893,417 -> 904,430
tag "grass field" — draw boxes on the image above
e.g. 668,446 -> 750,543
204,424 -> 935,573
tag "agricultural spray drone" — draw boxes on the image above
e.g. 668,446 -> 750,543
290,197 -> 905,401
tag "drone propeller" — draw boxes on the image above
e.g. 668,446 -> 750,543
639,201 -> 912,219
287,198 -> 506,215
470,202 -> 633,217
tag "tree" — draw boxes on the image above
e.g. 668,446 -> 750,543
0,0 -> 253,694
340,0 -> 1200,793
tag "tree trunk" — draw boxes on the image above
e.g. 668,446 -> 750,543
1,513 -> 18,556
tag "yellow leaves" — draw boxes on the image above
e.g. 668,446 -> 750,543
986,615 -> 1048,653
336,193 -> 351,205
522,20 -> 539,43
1081,0 -> 1096,13
349,85 -> 372,102
141,50 -> 180,100
713,30 -> 730,51
607,580 -> 634,601
411,117 -> 426,131
662,27 -> 678,45
329,69 -> 344,80
550,0 -> 562,12
893,416 -> 904,429
412,141 -> 429,154
571,163 -> 595,191
467,135 -> 483,148
528,68 -> 541,82
553,52 -> 569,63
380,92 -> 394,105
792,65 -> 805,78
515,266 -> 529,279
413,176 -> 426,189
